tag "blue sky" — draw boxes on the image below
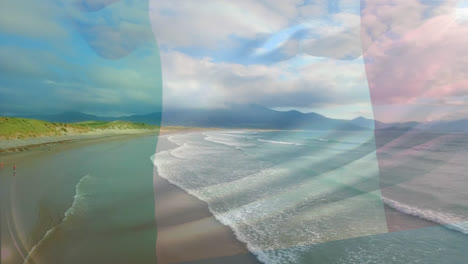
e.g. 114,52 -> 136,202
0,0 -> 162,116
2,0 -> 468,122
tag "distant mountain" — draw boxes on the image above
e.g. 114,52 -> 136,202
378,121 -> 420,131
118,112 -> 162,125
159,104 -> 364,130
14,105 -> 364,130
350,117 -> 377,129
11,105 -> 468,132
414,119 -> 468,133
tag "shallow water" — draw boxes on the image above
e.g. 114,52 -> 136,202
1,135 -> 159,264
153,130 -> 468,264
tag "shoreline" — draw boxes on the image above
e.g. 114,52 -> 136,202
0,128 -> 262,264
0,131 -> 159,167
154,135 -> 262,264
0,127 -> 214,153
0,127 -> 216,161
154,173 -> 262,264
1,129 -> 445,264
0,125 -> 272,155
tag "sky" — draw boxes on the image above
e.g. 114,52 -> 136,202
0,0 -> 162,117
149,0 -> 374,120
1,0 -> 468,122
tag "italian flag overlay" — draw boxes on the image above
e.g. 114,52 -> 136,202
1,1 -> 467,264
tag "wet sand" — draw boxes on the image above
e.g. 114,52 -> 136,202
1,129 -> 438,264
1,130 -> 261,264
0,127 -> 214,154
153,136 -> 262,264
0,128 -> 210,165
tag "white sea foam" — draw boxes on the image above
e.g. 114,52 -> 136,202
168,143 -> 225,160
258,139 -> 303,146
218,132 -> 255,138
204,134 -> 253,148
151,138 -> 388,264
153,131 -> 468,264
383,197 -> 468,234
167,134 -> 195,146
151,153 -> 310,264
23,174 -> 92,264
223,130 -> 258,134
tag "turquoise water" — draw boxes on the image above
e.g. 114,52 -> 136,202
1,135 -> 159,264
153,130 -> 468,264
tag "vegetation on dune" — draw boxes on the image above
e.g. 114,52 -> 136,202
0,117 -> 157,140
73,120 -> 157,130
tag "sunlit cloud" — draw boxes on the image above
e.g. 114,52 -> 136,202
149,0 -> 373,118
361,0 -> 468,122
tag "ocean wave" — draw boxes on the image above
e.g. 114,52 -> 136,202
218,132 -> 255,138
168,143 -> 189,159
311,138 -> 365,145
153,132 -> 468,264
258,139 -> 303,146
23,174 -> 93,264
168,142 -> 231,161
382,197 -> 468,234
151,153 -> 300,264
223,130 -> 259,134
167,134 -> 189,146
150,141 -> 385,264
204,135 -> 253,148
150,150 -> 382,264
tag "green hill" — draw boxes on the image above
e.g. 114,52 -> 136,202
0,117 -> 157,140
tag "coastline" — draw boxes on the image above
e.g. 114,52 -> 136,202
154,135 -> 262,264
0,128 -> 262,264
0,127 -> 212,155
1,128 -> 445,264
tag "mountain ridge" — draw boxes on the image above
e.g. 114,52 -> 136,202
6,105 -> 468,132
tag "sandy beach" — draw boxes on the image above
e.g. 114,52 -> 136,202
1,129 -> 261,264
0,126 -> 213,153
1,129 -> 446,264
153,173 -> 262,264
153,135 -> 261,264
0,130 -> 155,154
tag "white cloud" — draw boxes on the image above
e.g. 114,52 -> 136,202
148,0 -> 373,117
150,1 -> 280,48
149,0 -> 324,48
160,51 -> 371,112
150,0 -> 364,61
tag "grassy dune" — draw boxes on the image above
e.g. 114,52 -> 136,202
73,120 -> 156,130
0,117 -> 157,140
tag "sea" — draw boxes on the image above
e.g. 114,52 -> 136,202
1,130 -> 467,264
153,130 -> 468,264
